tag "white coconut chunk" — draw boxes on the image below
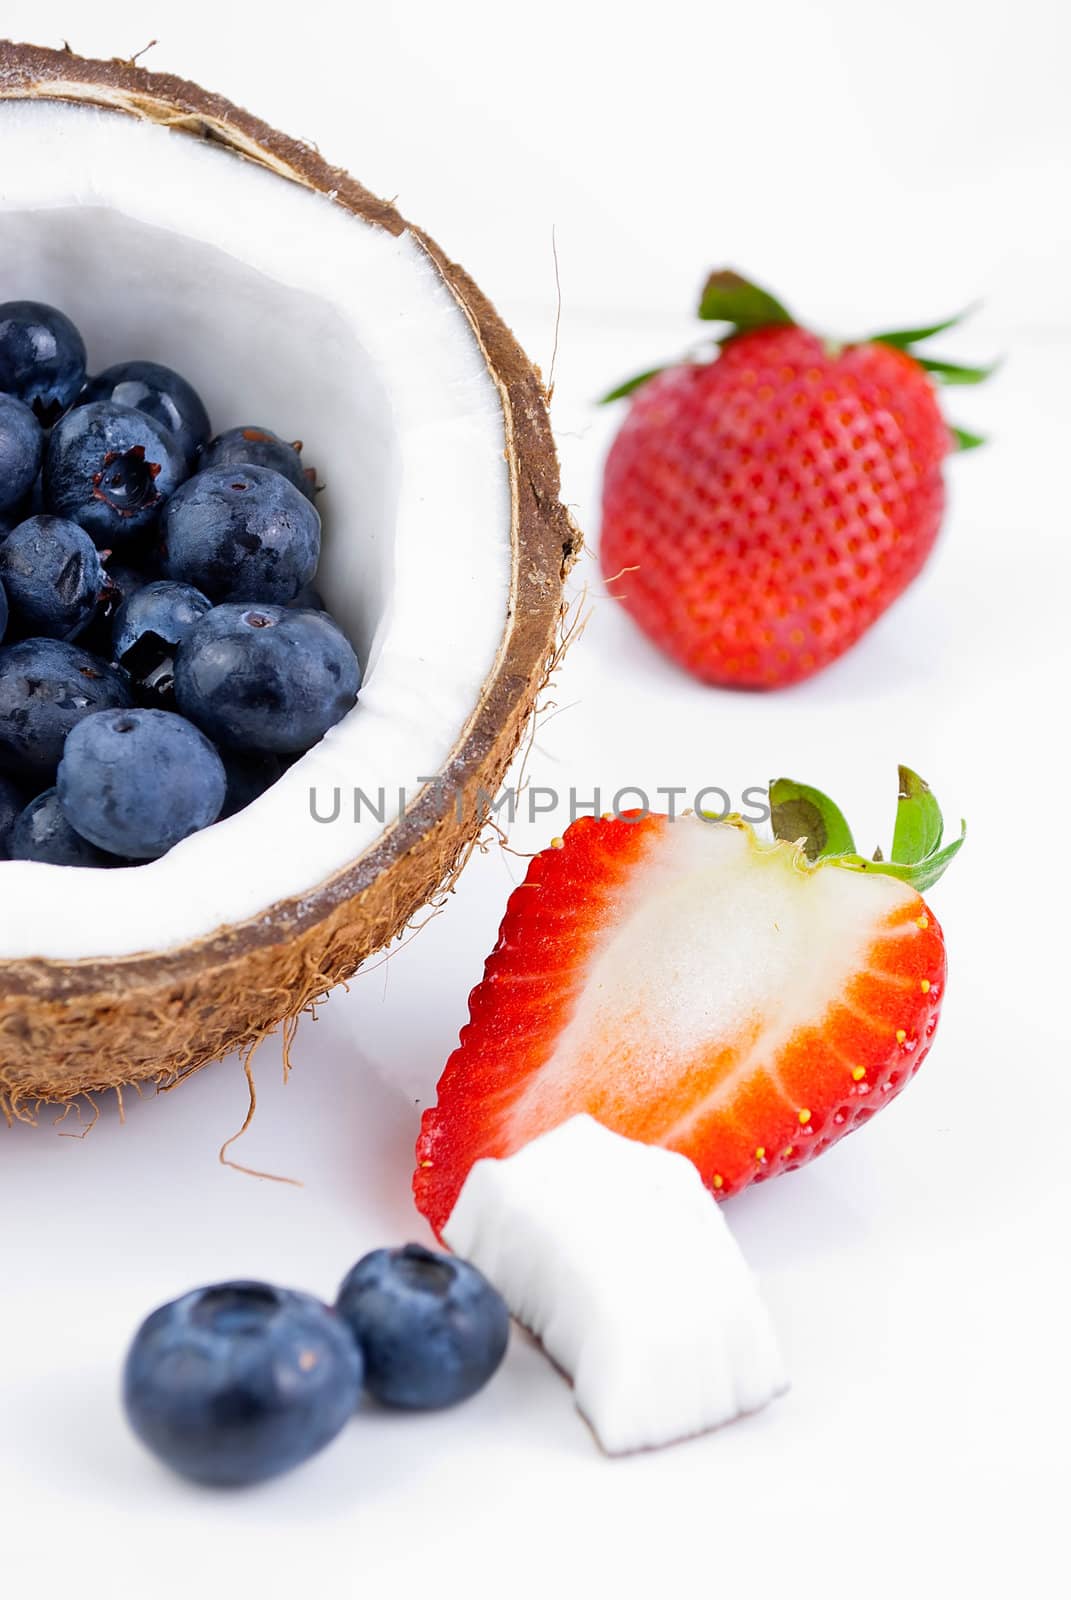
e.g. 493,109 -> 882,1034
442,1115 -> 788,1454
0,101 -> 511,960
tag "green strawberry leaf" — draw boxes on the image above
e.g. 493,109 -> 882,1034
891,765 -> 944,865
916,355 -> 997,386
841,825 -> 966,892
950,424 -> 987,452
899,826 -> 966,892
769,778 -> 856,861
698,270 -> 793,331
598,366 -> 670,404
870,309 -> 973,348
771,768 -> 965,892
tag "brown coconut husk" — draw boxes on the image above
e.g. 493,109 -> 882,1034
0,41 -> 580,1113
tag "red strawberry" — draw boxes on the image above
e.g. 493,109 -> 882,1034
414,770 -> 963,1236
600,271 -> 990,689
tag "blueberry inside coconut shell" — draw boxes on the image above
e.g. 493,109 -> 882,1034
0,40 -> 576,1108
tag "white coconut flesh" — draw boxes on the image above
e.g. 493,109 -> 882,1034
444,1116 -> 789,1454
0,101 -> 513,962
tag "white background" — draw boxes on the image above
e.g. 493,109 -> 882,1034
1,2 -> 1069,1596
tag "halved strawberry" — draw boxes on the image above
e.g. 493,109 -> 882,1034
414,770 -> 962,1236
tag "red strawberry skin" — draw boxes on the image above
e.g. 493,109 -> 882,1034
414,814 -> 946,1237
600,326 -> 951,688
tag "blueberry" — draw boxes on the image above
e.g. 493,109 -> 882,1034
0,773 -> 21,857
288,582 -> 326,612
0,515 -> 106,641
112,580 -> 212,699
0,394 -> 43,515
220,748 -> 285,818
106,538 -> 165,596
81,361 -> 211,468
9,787 -> 121,867
58,707 -> 225,860
1,474 -> 45,542
335,1244 -> 509,1411
199,426 -> 317,501
0,577 -> 6,645
78,554 -> 163,665
0,638 -> 133,781
162,464 -> 321,604
73,587 -> 124,665
123,1281 -> 364,1488
114,580 -> 211,659
175,605 -> 360,754
0,300 -> 87,426
44,401 -> 188,548
104,559 -> 152,604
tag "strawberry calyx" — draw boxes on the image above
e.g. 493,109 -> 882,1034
695,269 -> 794,332
948,425 -> 986,453
868,306 -> 997,397
600,365 -> 676,403
769,766 -> 964,892
599,268 -> 794,402
599,269 -> 994,447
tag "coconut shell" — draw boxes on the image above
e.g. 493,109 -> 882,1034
0,41 -> 579,1112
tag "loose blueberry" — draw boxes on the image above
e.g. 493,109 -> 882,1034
199,426 -> 317,501
0,773 -> 21,857
162,463 -> 321,604
0,300 -> 87,425
0,638 -> 133,781
112,580 -> 212,699
44,401 -> 188,548
174,604 -> 360,754
335,1244 -> 510,1411
220,748 -> 285,818
58,707 -> 226,860
123,1281 -> 364,1488
0,576 -> 6,645
9,787 -> 120,867
0,515 -> 106,641
0,394 -> 44,514
81,361 -> 211,468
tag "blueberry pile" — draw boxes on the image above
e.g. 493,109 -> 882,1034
124,1245 -> 510,1487
0,301 -> 361,866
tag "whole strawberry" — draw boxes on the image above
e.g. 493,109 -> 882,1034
600,272 -> 990,689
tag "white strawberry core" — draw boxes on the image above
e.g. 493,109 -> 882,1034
509,820 -> 917,1146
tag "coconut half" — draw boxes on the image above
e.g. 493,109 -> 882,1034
0,42 -> 577,1108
